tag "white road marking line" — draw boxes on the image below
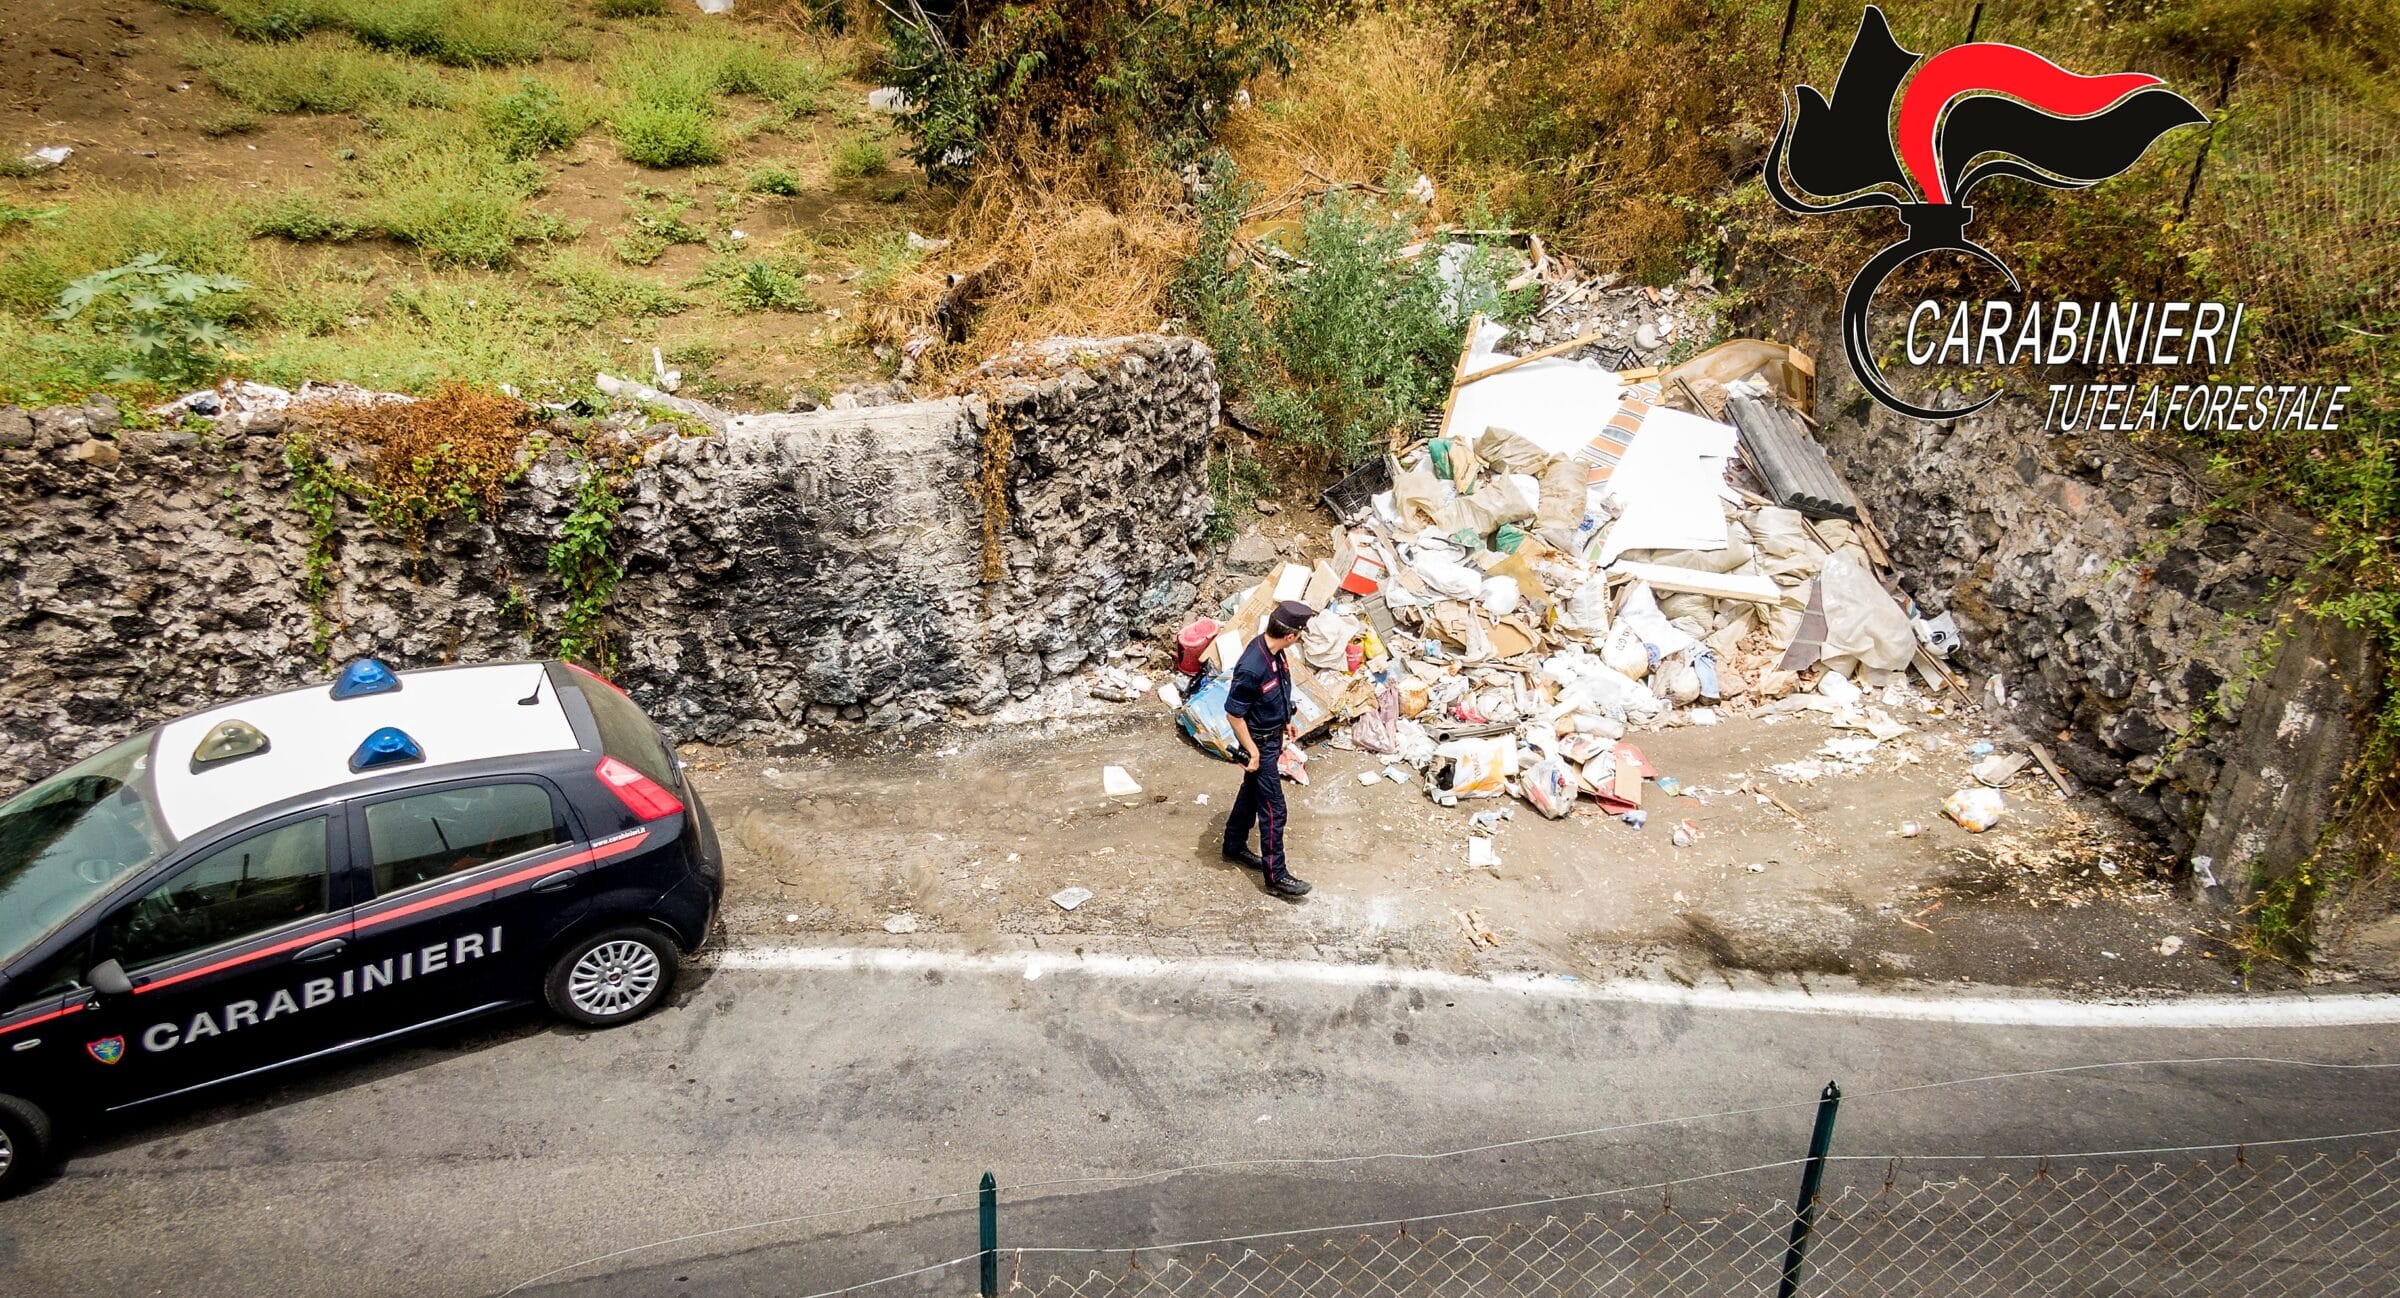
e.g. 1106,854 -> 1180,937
705,944 -> 2400,1029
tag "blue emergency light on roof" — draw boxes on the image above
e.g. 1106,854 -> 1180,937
190,719 -> 269,772
330,657 -> 402,700
349,725 -> 424,773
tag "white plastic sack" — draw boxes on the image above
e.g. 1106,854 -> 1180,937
1408,550 -> 1485,600
1817,553 -> 1917,671
1478,574 -> 1521,616
1299,610 -> 1362,671
1615,582 -> 1701,658
1601,624 -> 1651,679
1557,571 -> 1611,635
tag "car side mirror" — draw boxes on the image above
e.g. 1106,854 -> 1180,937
88,959 -> 132,997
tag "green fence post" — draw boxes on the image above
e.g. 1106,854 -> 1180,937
980,1171 -> 999,1298
1775,1081 -> 1842,1298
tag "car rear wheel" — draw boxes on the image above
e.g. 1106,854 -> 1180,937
545,926 -> 677,1027
0,1093 -> 54,1198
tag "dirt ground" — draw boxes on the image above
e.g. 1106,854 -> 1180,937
687,679 -> 2292,996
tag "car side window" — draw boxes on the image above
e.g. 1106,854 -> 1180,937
364,783 -> 564,896
108,818 -> 331,971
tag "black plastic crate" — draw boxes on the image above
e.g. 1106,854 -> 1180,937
1319,453 -> 1396,523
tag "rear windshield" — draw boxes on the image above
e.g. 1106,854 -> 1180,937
573,669 -> 677,788
0,733 -> 171,966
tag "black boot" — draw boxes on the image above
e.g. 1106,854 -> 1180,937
1221,846 -> 1267,870
1265,870 -> 1312,898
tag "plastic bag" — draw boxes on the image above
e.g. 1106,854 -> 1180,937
1277,743 -> 1310,785
1176,673 -> 1242,762
1602,623 -> 1652,679
1521,755 -> 1577,819
1350,685 -> 1402,753
1430,737 -> 1515,797
1943,787 -> 2006,832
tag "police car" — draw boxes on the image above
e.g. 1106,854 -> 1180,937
0,658 -> 722,1194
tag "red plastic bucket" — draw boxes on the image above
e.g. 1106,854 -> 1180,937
1175,618 -> 1220,674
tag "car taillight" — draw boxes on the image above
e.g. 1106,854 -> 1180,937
569,662 -> 628,695
596,755 -> 684,821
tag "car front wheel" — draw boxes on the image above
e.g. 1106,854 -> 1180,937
545,926 -> 678,1027
0,1093 -> 54,1198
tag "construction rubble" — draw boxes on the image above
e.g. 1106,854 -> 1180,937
1173,319 -> 1995,836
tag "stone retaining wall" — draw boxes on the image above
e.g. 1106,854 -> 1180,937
0,335 -> 1217,787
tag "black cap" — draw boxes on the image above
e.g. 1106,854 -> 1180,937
1268,601 -> 1317,636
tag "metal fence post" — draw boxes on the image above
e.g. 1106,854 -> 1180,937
2177,57 -> 2241,222
980,1172 -> 999,1298
1775,1082 -> 1842,1298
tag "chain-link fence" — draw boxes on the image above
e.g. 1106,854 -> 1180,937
1007,1150 -> 2400,1298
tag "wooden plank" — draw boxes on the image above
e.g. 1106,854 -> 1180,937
1453,326 -> 1612,389
1607,560 -> 1796,607
1852,498 -> 1896,570
1428,311 -> 1486,447
2029,742 -> 2077,798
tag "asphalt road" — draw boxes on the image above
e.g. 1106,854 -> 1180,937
3,953 -> 2396,1297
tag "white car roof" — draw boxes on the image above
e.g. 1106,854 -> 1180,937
148,662 -> 580,841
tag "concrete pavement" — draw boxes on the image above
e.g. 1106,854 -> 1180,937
1,953 -> 2394,1296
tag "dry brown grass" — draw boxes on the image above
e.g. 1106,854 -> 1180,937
1217,11 -> 1503,225
863,157 -> 1190,385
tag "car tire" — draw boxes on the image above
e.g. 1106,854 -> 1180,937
0,1093 -> 54,1198
544,925 -> 678,1027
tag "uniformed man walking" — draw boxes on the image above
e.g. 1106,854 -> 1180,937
1220,600 -> 1315,898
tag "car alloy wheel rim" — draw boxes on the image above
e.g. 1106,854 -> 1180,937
568,939 -> 662,1017
0,1124 -> 12,1178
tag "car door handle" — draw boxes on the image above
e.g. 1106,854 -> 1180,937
296,938 -> 348,963
531,869 -> 580,893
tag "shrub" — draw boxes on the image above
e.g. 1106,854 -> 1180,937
886,0 -> 1332,182
199,108 -> 262,136
747,165 -> 803,195
360,133 -> 559,268
715,257 -> 813,312
534,250 -> 687,326
249,192 -> 368,242
482,77 -> 586,159
831,138 -> 887,179
0,204 -> 63,235
613,102 -> 723,167
1175,153 -> 1527,468
0,190 -> 253,316
193,0 -> 566,66
184,33 -> 453,114
609,195 -> 707,265
47,254 -> 252,384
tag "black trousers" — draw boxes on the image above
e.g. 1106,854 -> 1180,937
1223,729 -> 1289,875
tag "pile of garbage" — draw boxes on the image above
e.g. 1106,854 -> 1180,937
1174,320 -> 1987,832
